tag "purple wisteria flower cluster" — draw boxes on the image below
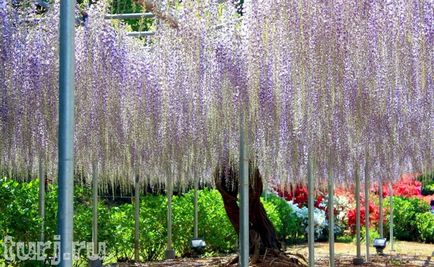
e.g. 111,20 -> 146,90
241,0 -> 433,187
0,0 -> 432,191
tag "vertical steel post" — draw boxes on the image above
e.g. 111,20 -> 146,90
389,183 -> 394,251
364,163 -> 370,262
39,158 -> 45,242
356,169 -> 361,258
353,166 -> 363,265
239,111 -> 249,267
134,175 -> 140,262
92,162 -> 98,256
58,0 -> 75,264
166,174 -> 175,259
193,175 -> 199,239
328,163 -> 335,267
379,179 -> 383,238
307,155 -> 315,267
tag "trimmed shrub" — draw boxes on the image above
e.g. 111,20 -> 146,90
262,193 -> 305,244
418,171 -> 434,196
415,212 -> 434,243
384,196 -> 430,241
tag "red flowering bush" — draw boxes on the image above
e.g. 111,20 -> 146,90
373,173 -> 423,198
274,184 -> 307,204
274,184 -> 326,208
347,200 -> 380,233
335,186 -> 356,200
393,174 -> 422,197
271,172 -> 432,242
315,195 -> 325,208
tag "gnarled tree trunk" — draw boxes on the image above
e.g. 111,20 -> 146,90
215,163 -> 308,266
214,163 -> 280,255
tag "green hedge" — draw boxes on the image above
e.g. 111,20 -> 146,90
415,212 -> 434,243
384,196 -> 430,242
3,178 -> 433,266
0,178 -> 303,265
418,171 -> 434,195
262,194 -> 304,244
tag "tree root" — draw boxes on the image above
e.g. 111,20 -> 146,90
225,249 -> 308,267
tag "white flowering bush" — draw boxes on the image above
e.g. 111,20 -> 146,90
287,197 -> 346,241
333,195 -> 354,226
287,200 -> 328,240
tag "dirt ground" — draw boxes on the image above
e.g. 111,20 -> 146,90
115,241 -> 434,267
293,241 -> 434,266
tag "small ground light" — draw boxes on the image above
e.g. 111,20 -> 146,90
191,238 -> 206,258
373,238 -> 387,255
89,258 -> 102,267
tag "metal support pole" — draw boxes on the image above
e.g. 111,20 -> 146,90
127,31 -> 155,37
364,163 -> 370,262
92,162 -> 98,256
134,175 -> 140,262
126,31 -> 155,37
165,175 -> 175,259
90,163 -> 102,267
58,0 -> 75,264
379,179 -> 383,238
193,176 -> 199,239
389,183 -> 394,251
307,156 -> 315,267
104,12 -> 154,20
353,167 -> 364,265
239,111 -> 249,267
39,158 -> 45,242
356,169 -> 361,257
328,163 -> 335,267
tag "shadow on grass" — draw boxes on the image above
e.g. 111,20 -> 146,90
423,255 -> 432,267
335,235 -> 354,243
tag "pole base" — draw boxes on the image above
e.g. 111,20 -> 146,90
89,257 -> 102,267
165,249 -> 175,259
352,257 -> 364,265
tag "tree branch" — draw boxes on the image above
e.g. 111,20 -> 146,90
133,0 -> 179,29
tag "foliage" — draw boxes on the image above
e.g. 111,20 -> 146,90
418,171 -> 434,196
392,175 -> 423,198
379,174 -> 423,198
275,184 -> 309,205
0,178 -> 316,264
0,178 -> 58,266
415,212 -> 434,243
0,178 -> 44,242
332,188 -> 355,232
165,189 -> 237,258
422,183 -> 434,196
194,189 -> 237,253
3,178 -> 434,266
0,180 -> 239,264
286,200 -> 329,241
336,234 -> 353,243
0,178 -> 57,254
273,185 -> 349,242
109,0 -> 153,32
360,226 -> 380,245
262,194 -> 304,244
384,196 -> 430,241
95,189 -> 237,262
272,179 -> 434,244
347,201 -> 380,233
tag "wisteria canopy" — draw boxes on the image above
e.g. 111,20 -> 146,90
0,0 -> 433,192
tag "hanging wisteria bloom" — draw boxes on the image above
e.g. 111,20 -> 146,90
0,0 -> 432,191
